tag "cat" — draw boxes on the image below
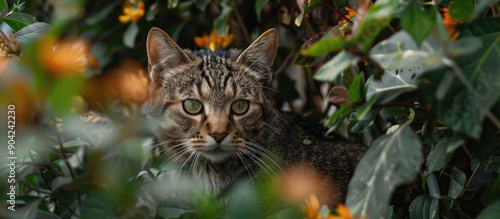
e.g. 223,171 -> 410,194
141,27 -> 367,210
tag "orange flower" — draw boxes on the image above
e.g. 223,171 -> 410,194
194,30 -> 235,51
329,204 -> 353,219
38,38 -> 94,77
119,0 -> 145,23
302,196 -> 363,219
338,7 -> 357,25
442,8 -> 460,42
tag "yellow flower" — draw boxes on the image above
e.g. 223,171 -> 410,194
119,0 -> 145,23
338,7 -> 357,25
194,30 -> 235,51
442,8 -> 460,42
38,38 -> 94,77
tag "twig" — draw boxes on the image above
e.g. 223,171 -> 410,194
232,8 -> 251,44
321,0 -> 353,24
461,163 -> 480,197
274,53 -> 294,76
55,129 -> 82,206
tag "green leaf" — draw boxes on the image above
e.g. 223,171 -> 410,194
214,6 -> 233,36
0,12 -> 37,31
313,51 -> 360,82
423,137 -> 449,186
14,22 -> 50,47
255,0 -> 269,21
156,197 -> 197,219
449,0 -> 474,21
195,0 -> 211,11
123,22 -> 139,48
346,124 -> 422,218
400,3 -> 436,46
365,69 -> 418,105
80,190 -> 117,218
168,0 -> 180,8
409,194 -> 439,219
300,37 -> 346,56
448,168 -> 466,199
356,96 -> 377,120
325,102 -> 354,127
294,0 -> 321,26
9,199 -> 42,219
477,200 -> 500,219
439,196 -> 454,217
348,107 -> 381,133
0,0 -> 6,12
347,0 -> 399,51
347,73 -> 365,103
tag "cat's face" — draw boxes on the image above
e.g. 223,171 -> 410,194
144,28 -> 278,163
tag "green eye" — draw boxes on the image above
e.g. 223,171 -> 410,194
231,100 -> 249,115
183,99 -> 203,115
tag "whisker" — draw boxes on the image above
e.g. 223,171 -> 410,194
239,148 -> 286,196
235,151 -> 257,191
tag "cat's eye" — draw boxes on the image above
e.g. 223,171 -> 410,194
231,100 -> 249,115
183,99 -> 203,115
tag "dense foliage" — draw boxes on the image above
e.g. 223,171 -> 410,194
0,0 -> 499,218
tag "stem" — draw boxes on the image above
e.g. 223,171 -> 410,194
55,129 -> 82,206
461,163 -> 480,197
345,44 -> 385,79
321,1 -> 353,24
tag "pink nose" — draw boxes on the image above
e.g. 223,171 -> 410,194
210,132 -> 228,143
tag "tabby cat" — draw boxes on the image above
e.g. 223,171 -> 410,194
142,28 -> 367,209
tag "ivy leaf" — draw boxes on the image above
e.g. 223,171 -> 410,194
400,3 -> 436,46
448,168 -> 466,199
0,12 -> 37,31
409,194 -> 439,219
346,124 -> 422,218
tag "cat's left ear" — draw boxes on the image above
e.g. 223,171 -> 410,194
236,29 -> 278,82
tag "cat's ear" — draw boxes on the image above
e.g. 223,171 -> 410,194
236,28 -> 278,78
147,27 -> 192,70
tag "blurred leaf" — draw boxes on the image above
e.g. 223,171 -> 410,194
294,0 -> 321,26
481,174 -> 500,205
409,194 -> 439,219
9,199 -> 42,219
168,0 -> 180,8
255,0 -> 269,21
146,2 -> 159,21
346,124 -> 422,218
301,37 -> 345,57
347,73 -> 365,103
124,22 -> 139,48
35,211 -> 61,219
14,22 -> 51,47
156,197 -> 197,219
400,3 -> 436,46
448,168 -> 466,199
347,0 -> 399,51
48,77 -> 83,113
448,0 -> 474,21
313,51 -> 360,82
81,190 -> 118,218
328,86 -> 350,105
195,0 -> 211,11
85,1 -> 121,25
348,107 -> 380,133
471,0 -> 500,20
325,102 -> 355,132
477,200 -> 500,219
1,12 -> 37,31
356,96 -> 377,120
0,0 -> 6,12
293,53 -> 326,67
214,5 -> 233,36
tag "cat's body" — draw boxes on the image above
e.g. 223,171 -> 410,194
142,28 -> 367,208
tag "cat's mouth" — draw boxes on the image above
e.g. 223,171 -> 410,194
198,146 -> 233,162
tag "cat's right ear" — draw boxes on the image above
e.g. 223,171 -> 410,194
146,28 -> 192,76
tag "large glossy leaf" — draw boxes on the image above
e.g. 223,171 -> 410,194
313,51 -> 359,82
400,3 -> 436,46
0,12 -> 37,31
346,124 -> 422,218
409,194 -> 439,219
